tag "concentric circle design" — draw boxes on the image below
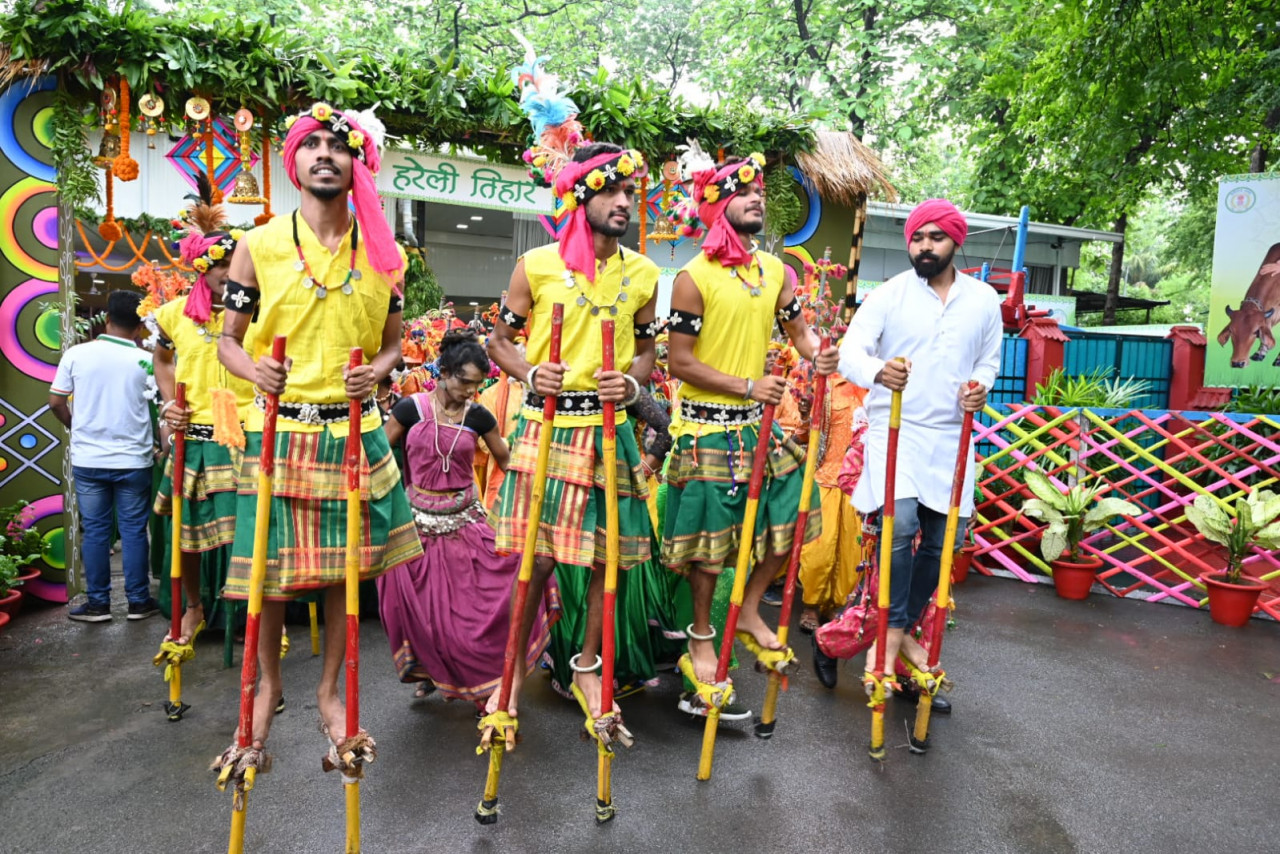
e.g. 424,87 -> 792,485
783,166 -> 822,247
35,307 -> 61,349
0,76 -> 56,182
0,177 -> 58,279
32,205 -> 57,249
0,278 -> 59,381
21,494 -> 66,602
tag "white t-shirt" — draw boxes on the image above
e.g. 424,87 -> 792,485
50,334 -> 154,470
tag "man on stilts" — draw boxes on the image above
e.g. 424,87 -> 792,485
836,198 -> 1001,711
151,179 -> 250,651
488,143 -> 659,725
662,152 -> 838,710
214,102 -> 421,773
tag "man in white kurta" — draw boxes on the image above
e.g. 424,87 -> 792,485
837,198 -> 1001,701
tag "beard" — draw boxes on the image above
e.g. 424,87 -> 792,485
910,247 -> 955,279
587,204 -> 629,238
305,181 -> 346,202
725,207 -> 763,235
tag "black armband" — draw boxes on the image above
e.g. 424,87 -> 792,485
224,280 -> 261,320
498,304 -> 526,330
389,293 -> 403,314
668,310 -> 703,336
155,332 -> 174,351
635,318 -> 661,339
776,297 -> 803,323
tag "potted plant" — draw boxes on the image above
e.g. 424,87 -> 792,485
1020,470 -> 1142,600
0,501 -> 43,616
1184,491 -> 1280,627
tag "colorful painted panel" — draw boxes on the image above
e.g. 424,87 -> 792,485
0,77 -> 67,601
165,117 -> 257,196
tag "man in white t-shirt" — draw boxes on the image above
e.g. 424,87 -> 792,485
49,290 -> 159,623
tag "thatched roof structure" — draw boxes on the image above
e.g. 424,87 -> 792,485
796,131 -> 898,205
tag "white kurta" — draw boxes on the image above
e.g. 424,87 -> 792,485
838,269 -> 1003,516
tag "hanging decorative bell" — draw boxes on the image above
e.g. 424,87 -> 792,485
94,131 -> 122,168
227,168 -> 267,204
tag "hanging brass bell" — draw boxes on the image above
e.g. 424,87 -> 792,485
94,131 -> 121,168
227,168 -> 267,204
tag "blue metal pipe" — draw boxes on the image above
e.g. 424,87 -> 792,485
1011,205 -> 1030,273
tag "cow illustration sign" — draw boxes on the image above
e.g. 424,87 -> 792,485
1209,172 -> 1280,388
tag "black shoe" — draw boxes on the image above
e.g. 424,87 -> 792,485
68,602 -> 112,622
761,584 -> 784,607
127,597 -> 161,621
811,634 -> 838,689
894,680 -> 952,714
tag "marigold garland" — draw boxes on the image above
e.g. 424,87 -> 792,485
204,118 -> 224,204
111,77 -> 139,181
98,167 -> 123,241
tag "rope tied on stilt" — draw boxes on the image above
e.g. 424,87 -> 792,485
153,637 -> 197,682
477,710 -> 520,754
736,631 -> 796,675
677,653 -> 734,710
211,743 -> 272,807
321,731 -> 377,779
591,711 -> 635,752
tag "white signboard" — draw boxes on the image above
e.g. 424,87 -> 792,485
377,151 -> 553,215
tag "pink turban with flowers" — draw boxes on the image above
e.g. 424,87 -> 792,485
552,148 -> 646,282
282,104 -> 403,288
688,154 -> 766,268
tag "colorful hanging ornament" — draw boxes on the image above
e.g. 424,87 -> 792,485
228,108 -> 266,205
139,92 -> 163,150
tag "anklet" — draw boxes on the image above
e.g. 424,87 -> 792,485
569,653 -> 603,673
686,623 -> 717,641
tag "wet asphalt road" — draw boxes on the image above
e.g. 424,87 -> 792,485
1,571 -> 1278,854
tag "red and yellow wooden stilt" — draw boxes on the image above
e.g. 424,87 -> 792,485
475,304 -> 564,824
595,318 -> 622,822
224,335 -> 286,854
908,381 -> 977,754
343,347 -> 365,853
156,382 -> 198,721
868,358 -> 905,762
695,365 -> 784,781
755,341 -> 829,738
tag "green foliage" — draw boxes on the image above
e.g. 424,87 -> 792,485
0,501 -> 44,595
51,87 -> 98,208
1229,385 -> 1280,415
763,166 -> 801,242
0,0 -> 816,162
1020,469 -> 1141,562
1032,367 -> 1151,409
1184,490 -> 1280,583
401,247 -> 443,320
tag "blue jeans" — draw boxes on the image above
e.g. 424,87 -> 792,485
886,498 -> 967,629
73,465 -> 152,607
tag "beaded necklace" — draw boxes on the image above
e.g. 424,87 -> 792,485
562,247 -> 631,316
728,253 -> 765,297
430,387 -> 467,475
292,211 -> 362,300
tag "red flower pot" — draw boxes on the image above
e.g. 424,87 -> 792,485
0,611 -> 9,634
16,567 -> 40,584
1050,556 -> 1103,600
0,588 -> 22,617
1201,573 -> 1266,627
952,545 -> 977,585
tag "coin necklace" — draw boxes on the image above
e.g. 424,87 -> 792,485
729,253 -> 764,297
562,247 -> 630,316
292,210 -> 362,300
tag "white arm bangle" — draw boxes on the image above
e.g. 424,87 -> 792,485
622,373 -> 642,406
160,399 -> 176,414
524,363 -> 540,390
742,378 -> 755,401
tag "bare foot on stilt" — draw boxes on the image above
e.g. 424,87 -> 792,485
317,689 -> 346,747
572,670 -> 618,719
484,669 -> 523,717
165,604 -> 205,645
688,636 -> 720,685
736,610 -> 785,651
900,634 -> 931,671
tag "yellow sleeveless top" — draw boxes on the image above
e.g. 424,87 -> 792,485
522,243 -> 659,427
153,296 -> 254,425
671,250 -> 786,438
244,213 -> 403,435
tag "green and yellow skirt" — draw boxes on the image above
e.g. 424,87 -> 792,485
153,438 -> 242,552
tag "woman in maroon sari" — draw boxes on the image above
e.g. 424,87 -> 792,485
379,330 -> 559,709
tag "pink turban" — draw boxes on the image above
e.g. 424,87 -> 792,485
283,105 -> 403,289
903,198 -> 968,248
179,231 -> 238,324
552,148 -> 646,282
691,155 -> 765,268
